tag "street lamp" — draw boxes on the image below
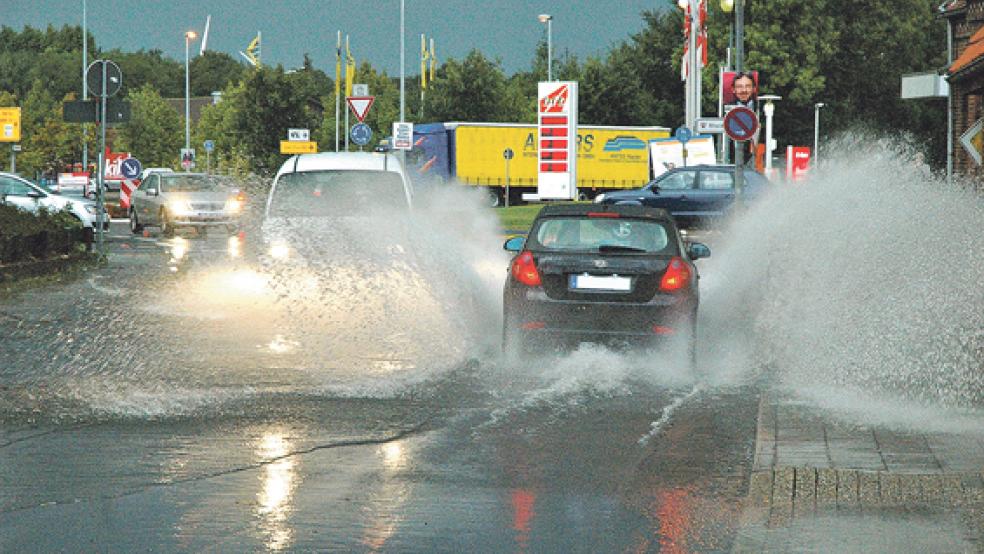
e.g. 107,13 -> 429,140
538,14 -> 553,81
814,102 -> 826,167
184,30 -> 197,157
760,94 -> 781,174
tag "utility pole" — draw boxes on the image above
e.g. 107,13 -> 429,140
734,0 -> 745,198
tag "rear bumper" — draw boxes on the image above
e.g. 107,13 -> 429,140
504,286 -> 696,339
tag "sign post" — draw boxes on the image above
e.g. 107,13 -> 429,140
0,107 -> 21,173
203,139 -> 214,174
536,81 -> 578,200
503,147 -> 514,207
724,105 -> 759,199
87,59 -> 123,252
392,122 -> 413,150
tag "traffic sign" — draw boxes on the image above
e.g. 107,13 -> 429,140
723,106 -> 759,142
695,118 -> 724,134
960,117 -> 984,166
280,140 -> 318,154
392,122 -> 413,150
0,107 -> 21,142
288,128 -> 310,141
120,157 -> 142,179
203,140 -> 215,153
350,123 -> 372,146
346,96 -> 375,123
352,84 -> 369,96
86,60 -> 123,97
180,148 -> 196,170
674,126 -> 692,144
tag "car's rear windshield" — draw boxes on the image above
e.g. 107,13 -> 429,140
268,170 -> 408,217
161,175 -> 227,192
530,216 -> 674,254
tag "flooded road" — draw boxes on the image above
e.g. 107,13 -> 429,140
0,223 -> 758,552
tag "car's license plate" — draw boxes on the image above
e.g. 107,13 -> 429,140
569,273 -> 631,291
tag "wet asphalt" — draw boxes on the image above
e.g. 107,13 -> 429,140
0,222 -> 764,552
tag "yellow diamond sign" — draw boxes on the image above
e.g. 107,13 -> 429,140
280,140 -> 317,154
0,107 -> 21,142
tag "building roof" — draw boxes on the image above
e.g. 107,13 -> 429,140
950,25 -> 984,76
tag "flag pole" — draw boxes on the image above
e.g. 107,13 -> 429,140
335,30 -> 341,152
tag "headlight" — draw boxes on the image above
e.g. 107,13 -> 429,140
594,193 -> 606,203
224,198 -> 244,214
84,204 -> 99,215
169,201 -> 192,216
227,235 -> 242,258
170,237 -> 188,260
269,241 -> 290,260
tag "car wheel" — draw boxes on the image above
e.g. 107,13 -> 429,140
487,188 -> 503,208
129,208 -> 143,234
160,209 -> 174,237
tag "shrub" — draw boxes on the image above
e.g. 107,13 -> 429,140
0,204 -> 85,264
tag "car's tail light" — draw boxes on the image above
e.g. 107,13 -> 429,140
521,321 -> 546,330
659,257 -> 692,292
510,251 -> 542,286
652,325 -> 676,335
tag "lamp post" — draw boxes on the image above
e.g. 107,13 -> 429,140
760,95 -> 781,174
814,102 -> 825,167
184,30 -> 197,157
538,14 -> 553,81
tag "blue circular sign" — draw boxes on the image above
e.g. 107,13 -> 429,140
203,140 -> 215,153
350,123 -> 373,146
121,157 -> 142,179
723,107 -> 759,142
674,126 -> 692,144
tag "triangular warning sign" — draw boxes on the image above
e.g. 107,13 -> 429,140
346,96 -> 375,123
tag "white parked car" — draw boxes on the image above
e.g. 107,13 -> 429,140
0,172 -> 109,234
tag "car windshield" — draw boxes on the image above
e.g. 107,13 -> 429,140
160,175 -> 227,193
531,217 -> 672,254
268,170 -> 408,217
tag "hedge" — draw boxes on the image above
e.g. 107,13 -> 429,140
0,204 -> 87,264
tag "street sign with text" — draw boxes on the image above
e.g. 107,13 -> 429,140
280,140 -> 318,154
0,107 -> 21,142
696,118 -> 724,134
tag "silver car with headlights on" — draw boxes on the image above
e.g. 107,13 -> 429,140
128,172 -> 245,236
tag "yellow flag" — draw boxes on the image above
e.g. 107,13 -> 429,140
345,38 -> 355,98
420,35 -> 428,90
429,38 -> 436,82
335,32 -> 341,99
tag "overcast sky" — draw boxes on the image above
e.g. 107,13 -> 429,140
4,1 -> 662,76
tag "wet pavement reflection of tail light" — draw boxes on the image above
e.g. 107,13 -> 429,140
256,431 -> 297,552
362,440 -> 411,551
511,489 -> 537,552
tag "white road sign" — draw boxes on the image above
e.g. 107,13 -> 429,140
288,128 -> 310,141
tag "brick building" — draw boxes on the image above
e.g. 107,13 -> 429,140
943,0 -> 984,180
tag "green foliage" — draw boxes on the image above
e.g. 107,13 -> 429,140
427,50 -> 515,122
190,51 -> 248,96
117,84 -> 182,167
0,204 -> 84,264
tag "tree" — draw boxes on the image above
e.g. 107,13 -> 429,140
117,84 -> 182,167
189,51 -> 247,96
427,50 -> 513,122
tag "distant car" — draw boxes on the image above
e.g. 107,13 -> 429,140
128,172 -> 245,237
0,171 -> 109,236
594,164 -> 770,228
139,167 -> 174,181
502,203 -> 709,363
259,151 -> 414,262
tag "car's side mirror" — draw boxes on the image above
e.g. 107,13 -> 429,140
503,236 -> 525,252
145,188 -> 158,196
687,241 -> 711,260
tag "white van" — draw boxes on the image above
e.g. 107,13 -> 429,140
260,152 -> 414,261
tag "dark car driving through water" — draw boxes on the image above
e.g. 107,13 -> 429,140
502,204 -> 710,366
593,164 -> 769,228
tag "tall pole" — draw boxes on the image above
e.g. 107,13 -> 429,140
814,103 -> 824,167
547,17 -> 552,81
400,0 -> 405,123
82,0 -> 88,178
98,61 -> 107,252
946,18 -> 954,184
344,35 -> 350,151
335,30 -> 340,152
734,0 -> 745,198
184,33 -> 192,154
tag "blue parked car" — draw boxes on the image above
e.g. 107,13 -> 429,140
594,164 -> 770,228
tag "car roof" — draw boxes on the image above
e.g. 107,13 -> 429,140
535,203 -> 673,221
278,152 -> 406,177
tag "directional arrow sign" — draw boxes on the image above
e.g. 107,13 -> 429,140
346,96 -> 375,123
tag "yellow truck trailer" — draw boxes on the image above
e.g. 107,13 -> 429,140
410,122 -> 670,206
